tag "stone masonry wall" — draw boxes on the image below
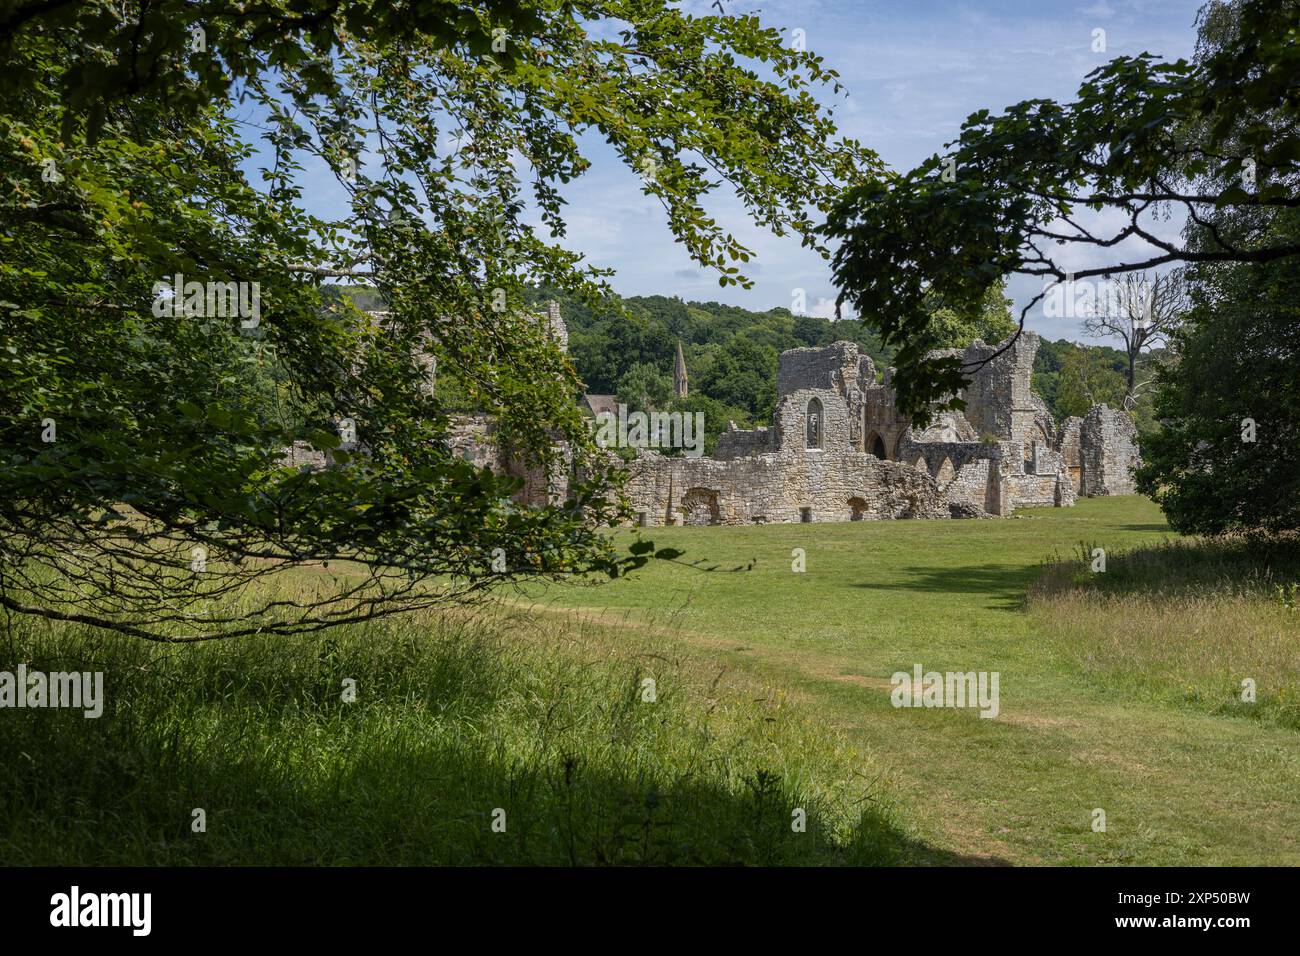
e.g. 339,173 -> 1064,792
623,448 -> 950,526
1080,404 -> 1141,496
300,309 -> 1139,526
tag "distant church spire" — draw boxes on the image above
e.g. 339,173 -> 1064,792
673,340 -> 689,398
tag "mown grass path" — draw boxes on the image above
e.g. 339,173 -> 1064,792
536,498 -> 1300,865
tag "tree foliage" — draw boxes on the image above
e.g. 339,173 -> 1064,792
923,280 -> 1017,351
1055,348 -> 1128,420
1137,209 -> 1300,533
1135,0 -> 1300,533
0,0 -> 876,640
822,0 -> 1300,420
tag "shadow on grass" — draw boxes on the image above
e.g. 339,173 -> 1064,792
1039,534 -> 1300,601
0,613 -> 1009,867
850,564 -> 1032,610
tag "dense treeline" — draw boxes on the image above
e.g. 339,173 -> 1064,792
339,284 -> 1152,445
525,287 -> 1154,434
1033,338 -> 1160,433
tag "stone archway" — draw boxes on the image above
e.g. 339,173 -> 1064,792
847,496 -> 867,521
866,430 -> 887,460
680,487 -> 721,526
934,456 -> 955,486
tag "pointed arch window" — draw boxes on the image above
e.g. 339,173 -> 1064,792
806,398 -> 824,449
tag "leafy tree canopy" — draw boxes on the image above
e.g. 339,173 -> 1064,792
1137,208 -> 1300,533
822,0 -> 1300,420
923,280 -> 1017,351
0,0 -> 877,640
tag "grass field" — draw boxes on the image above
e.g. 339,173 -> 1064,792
3,495 -> 1297,865
524,496 -> 1300,865
1,598 -> 907,865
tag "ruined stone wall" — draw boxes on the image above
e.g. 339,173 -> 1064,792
895,438 -> 997,482
1056,417 -> 1084,493
943,459 -> 996,517
446,414 -> 497,469
623,448 -> 950,526
1080,404 -> 1141,496
861,385 -> 911,459
402,319 -> 1140,526
776,342 -> 891,454
713,424 -> 772,460
776,341 -> 866,395
773,387 -> 853,454
1006,473 -> 1063,508
444,413 -> 568,505
960,332 -> 1042,450
282,440 -> 329,470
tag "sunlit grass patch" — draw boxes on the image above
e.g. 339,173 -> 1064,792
1029,536 -> 1300,729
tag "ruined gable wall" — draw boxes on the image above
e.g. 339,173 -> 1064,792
776,341 -> 863,395
959,331 -> 1041,448
1080,404 -> 1141,496
773,387 -> 852,454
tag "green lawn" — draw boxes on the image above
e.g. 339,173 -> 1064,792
529,497 -> 1300,865
6,496 -> 1295,865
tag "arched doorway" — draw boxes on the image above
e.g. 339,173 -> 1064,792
680,487 -> 721,526
847,496 -> 867,521
866,431 -> 887,460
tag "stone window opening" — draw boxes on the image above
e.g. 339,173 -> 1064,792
805,398 -> 824,450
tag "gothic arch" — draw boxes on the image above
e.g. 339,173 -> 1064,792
866,430 -> 887,460
934,456 -> 956,486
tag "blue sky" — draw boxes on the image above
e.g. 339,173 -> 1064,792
543,0 -> 1205,342
282,0 -> 1207,343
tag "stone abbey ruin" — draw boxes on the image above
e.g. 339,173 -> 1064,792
289,303 -> 1140,525
619,330 -> 1139,526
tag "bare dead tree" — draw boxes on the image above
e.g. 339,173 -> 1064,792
1081,269 -> 1189,408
